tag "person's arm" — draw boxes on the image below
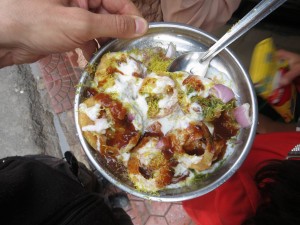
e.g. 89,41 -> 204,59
0,0 -> 148,68
160,0 -> 241,32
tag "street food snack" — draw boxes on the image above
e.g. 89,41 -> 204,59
78,45 -> 251,192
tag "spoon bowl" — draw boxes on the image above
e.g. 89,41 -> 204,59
168,51 -> 211,76
168,0 -> 287,75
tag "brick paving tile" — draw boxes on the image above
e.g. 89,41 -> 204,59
55,94 -> 64,103
44,60 -> 59,74
50,97 -> 58,106
39,53 -> 80,113
165,204 -> 192,225
145,201 -> 171,216
125,207 -> 137,220
131,200 -> 150,225
60,79 -> 72,93
68,90 -> 76,101
54,92 -> 67,103
145,216 -> 168,225
53,104 -> 63,113
129,204 -> 143,225
50,70 -> 63,81
127,196 -> 192,225
58,65 -> 69,76
61,97 -> 73,110
51,80 -> 63,97
38,54 -> 51,67
131,216 -> 143,225
43,73 -> 54,83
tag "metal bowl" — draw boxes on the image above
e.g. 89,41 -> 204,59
74,22 -> 258,202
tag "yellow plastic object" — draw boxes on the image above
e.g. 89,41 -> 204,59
249,38 -> 297,123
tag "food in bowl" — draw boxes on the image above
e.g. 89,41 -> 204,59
78,44 -> 251,192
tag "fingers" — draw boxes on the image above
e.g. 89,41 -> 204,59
71,0 -> 141,16
69,8 -> 148,40
276,49 -> 300,86
89,14 -> 148,38
76,0 -> 88,9
101,0 -> 142,16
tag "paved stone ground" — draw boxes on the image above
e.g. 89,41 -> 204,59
0,64 -> 61,159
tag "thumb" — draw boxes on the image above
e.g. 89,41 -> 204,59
70,9 -> 148,40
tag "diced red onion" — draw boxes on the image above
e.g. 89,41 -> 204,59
128,113 -> 135,121
234,103 -> 252,128
210,84 -> 235,103
165,43 -> 176,58
156,139 -> 165,149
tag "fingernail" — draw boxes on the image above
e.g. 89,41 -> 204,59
135,17 -> 148,35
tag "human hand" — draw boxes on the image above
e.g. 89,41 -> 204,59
0,0 -> 148,68
276,49 -> 300,89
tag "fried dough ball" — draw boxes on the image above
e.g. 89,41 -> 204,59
127,136 -> 174,192
78,93 -> 142,156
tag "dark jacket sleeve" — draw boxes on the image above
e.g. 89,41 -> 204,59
0,156 -> 129,225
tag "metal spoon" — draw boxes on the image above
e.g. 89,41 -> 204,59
168,0 -> 287,75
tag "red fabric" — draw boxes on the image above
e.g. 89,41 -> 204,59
183,132 -> 300,225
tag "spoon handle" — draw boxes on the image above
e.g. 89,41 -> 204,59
200,0 -> 287,62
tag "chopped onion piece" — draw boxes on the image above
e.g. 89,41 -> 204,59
156,139 -> 164,149
165,43 -> 176,58
210,84 -> 235,103
128,113 -> 135,121
234,103 -> 252,128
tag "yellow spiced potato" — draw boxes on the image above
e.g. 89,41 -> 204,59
78,46 -> 248,192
